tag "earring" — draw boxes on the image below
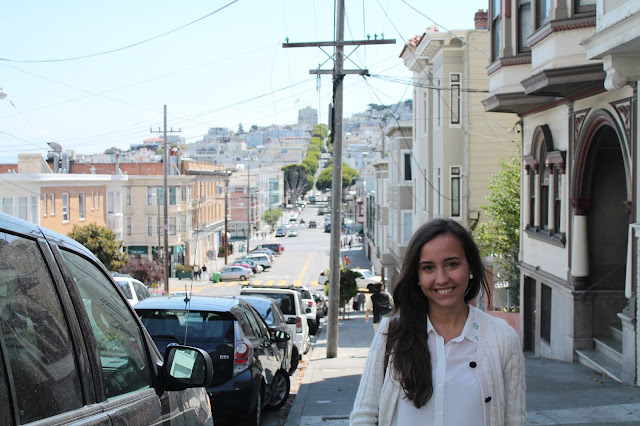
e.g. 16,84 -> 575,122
469,274 -> 474,280
417,281 -> 421,287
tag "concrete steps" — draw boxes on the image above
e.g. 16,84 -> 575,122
576,323 -> 623,383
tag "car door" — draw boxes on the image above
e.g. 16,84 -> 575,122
241,305 -> 279,385
56,247 -> 185,425
0,229 -> 112,425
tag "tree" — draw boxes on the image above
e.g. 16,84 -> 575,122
250,124 -> 258,132
68,223 -> 128,271
312,124 -> 328,140
119,257 -> 163,286
314,164 -> 358,193
104,147 -> 122,154
474,145 -> 521,309
283,164 -> 313,204
262,208 -> 283,229
339,267 -> 359,306
237,123 -> 244,134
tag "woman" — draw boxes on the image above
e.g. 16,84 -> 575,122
351,218 -> 525,426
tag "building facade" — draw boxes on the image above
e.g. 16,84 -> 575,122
483,0 -> 640,383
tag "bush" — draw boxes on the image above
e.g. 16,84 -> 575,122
119,257 -> 163,286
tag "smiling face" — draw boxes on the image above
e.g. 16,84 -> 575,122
417,233 -> 471,313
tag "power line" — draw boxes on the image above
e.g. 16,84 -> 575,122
0,1 -> 240,63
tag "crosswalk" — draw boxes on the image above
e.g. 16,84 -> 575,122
208,279 -> 322,288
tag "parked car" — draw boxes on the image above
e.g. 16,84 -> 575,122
275,226 -> 288,237
288,228 -> 298,237
220,265 -> 254,281
352,268 -> 382,292
112,273 -> 152,306
255,243 -> 284,255
294,286 -> 320,335
239,286 -> 311,356
308,220 -> 317,228
313,291 -> 329,317
0,213 -> 214,425
325,222 -> 331,233
250,247 -> 276,260
238,295 -> 299,375
150,288 -> 169,297
318,208 -> 325,215
235,258 -> 265,272
232,261 -> 260,274
136,296 -> 291,425
243,253 -> 272,270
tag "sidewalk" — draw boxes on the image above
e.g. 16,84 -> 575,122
285,309 -> 640,425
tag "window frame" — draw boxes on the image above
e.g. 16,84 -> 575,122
62,193 -> 70,222
402,152 -> 412,182
50,194 -> 55,215
450,166 -> 462,217
517,0 -> 533,53
78,192 -> 86,220
17,196 -> 28,220
491,0 -> 502,61
450,73 -> 461,125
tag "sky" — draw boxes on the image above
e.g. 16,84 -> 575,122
0,0 -> 487,163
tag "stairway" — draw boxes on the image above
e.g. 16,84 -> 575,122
575,323 -> 624,382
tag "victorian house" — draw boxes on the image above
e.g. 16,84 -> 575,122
483,0 -> 640,383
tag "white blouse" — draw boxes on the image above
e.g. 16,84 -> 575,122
391,307 -> 485,426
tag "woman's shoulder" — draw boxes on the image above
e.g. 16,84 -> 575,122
472,306 -> 518,338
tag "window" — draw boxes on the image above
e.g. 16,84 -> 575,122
518,0 -> 532,51
2,198 -> 13,215
554,169 -> 562,234
147,187 -> 153,206
436,81 -> 442,127
132,281 -> 150,302
491,0 -> 502,61
126,216 -> 132,236
126,187 -> 131,206
78,193 -> 86,220
107,192 -> 114,214
450,73 -> 461,125
169,187 -> 177,205
31,196 -> 38,222
43,194 -> 48,217
575,0 -> 595,13
17,197 -> 28,220
451,166 -> 461,217
0,232 -> 83,422
526,125 -> 565,240
536,0 -> 551,28
96,191 -> 100,210
436,168 -> 441,216
423,91 -> 428,133
91,191 -> 95,210
148,217 -> 154,237
157,187 -> 165,206
403,212 -> 412,243
403,153 -> 412,181
61,250 -> 152,398
62,193 -> 70,222
50,194 -> 55,215
540,284 -> 552,343
540,144 -> 550,231
169,217 -> 177,236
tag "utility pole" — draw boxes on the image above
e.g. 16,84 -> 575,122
246,165 -> 251,254
283,1 -> 395,358
224,174 -> 230,264
150,105 -> 181,293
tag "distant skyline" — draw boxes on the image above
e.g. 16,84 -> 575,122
0,0 -> 486,163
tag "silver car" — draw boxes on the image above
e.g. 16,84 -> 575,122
219,265 -> 254,281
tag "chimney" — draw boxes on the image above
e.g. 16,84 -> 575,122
475,9 -> 488,29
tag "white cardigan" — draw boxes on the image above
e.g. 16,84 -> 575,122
350,307 -> 526,426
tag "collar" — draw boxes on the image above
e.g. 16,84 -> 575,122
426,305 -> 479,343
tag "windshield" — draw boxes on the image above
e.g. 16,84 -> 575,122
137,309 -> 235,343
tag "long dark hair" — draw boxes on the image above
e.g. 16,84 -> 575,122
387,218 -> 489,408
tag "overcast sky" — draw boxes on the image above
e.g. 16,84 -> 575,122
0,0 -> 487,162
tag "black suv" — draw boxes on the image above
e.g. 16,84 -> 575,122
136,295 -> 291,426
308,220 -> 317,228
0,213 -> 214,425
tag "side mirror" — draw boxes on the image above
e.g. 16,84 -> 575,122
161,345 -> 213,390
286,317 -> 297,325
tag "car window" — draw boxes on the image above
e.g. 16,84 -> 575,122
138,310 -> 234,343
243,307 -> 266,339
116,280 -> 133,299
61,250 -> 152,399
242,291 -> 296,315
300,290 -> 312,299
133,281 -> 150,301
0,232 -> 83,423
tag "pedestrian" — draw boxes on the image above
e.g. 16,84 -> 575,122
356,291 -> 366,312
348,239 -> 352,249
364,283 -> 393,332
201,264 -> 208,281
193,265 -> 200,280
343,255 -> 350,266
351,218 -> 526,425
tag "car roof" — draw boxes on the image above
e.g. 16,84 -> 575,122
240,287 -> 299,295
134,295 -> 243,311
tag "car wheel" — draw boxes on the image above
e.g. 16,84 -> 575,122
239,275 -> 246,281
247,387 -> 262,426
288,346 -> 299,375
303,333 -> 311,354
266,369 -> 290,410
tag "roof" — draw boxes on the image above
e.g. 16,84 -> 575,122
133,295 -> 244,311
